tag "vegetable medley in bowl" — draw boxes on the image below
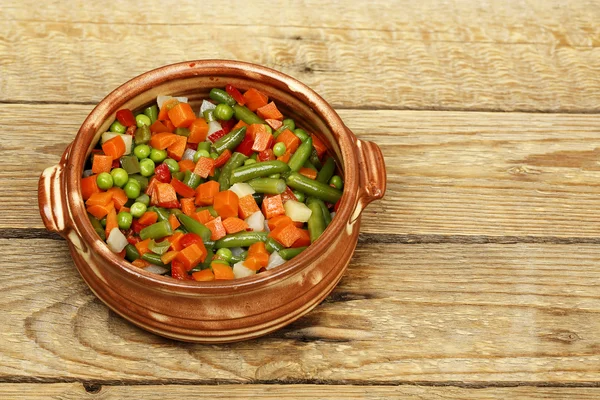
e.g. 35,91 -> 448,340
82,84 -> 344,281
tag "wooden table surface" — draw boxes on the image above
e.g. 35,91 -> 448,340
2,0 -> 600,398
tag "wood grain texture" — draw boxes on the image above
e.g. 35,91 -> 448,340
2,239 -> 599,383
5,104 -> 600,238
1,383 -> 599,400
2,0 -> 600,111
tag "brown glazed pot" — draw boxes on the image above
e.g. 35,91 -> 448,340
38,60 -> 386,343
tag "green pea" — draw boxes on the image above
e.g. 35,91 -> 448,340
211,259 -> 230,266
133,144 -> 151,159
150,148 -> 167,163
329,175 -> 343,190
294,129 -> 309,142
109,120 -> 126,134
214,103 -> 234,121
194,149 -> 210,162
130,202 -> 147,218
273,142 -> 286,157
216,248 -> 233,262
135,194 -> 150,206
164,158 -> 180,173
100,217 -> 107,227
124,179 -> 141,199
293,190 -> 305,203
96,172 -> 113,190
135,114 -> 152,128
244,158 -> 257,166
117,211 -> 133,230
139,158 -> 155,177
110,168 -> 129,188
210,152 -> 219,160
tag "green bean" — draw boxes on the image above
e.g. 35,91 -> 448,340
140,220 -> 173,240
141,252 -> 167,267
175,127 -> 190,137
218,152 -> 247,191
204,239 -> 215,252
143,105 -> 158,124
288,137 -> 312,172
203,109 -> 216,123
307,197 -> 332,227
197,142 -> 211,153
148,206 -> 170,222
316,156 -> 336,183
177,214 -> 211,242
183,170 -> 203,189
279,247 -> 307,260
273,118 -> 295,138
88,213 -> 106,241
248,178 -> 286,194
230,160 -> 290,184
196,206 -> 218,218
265,237 -> 284,253
233,104 -> 265,125
172,171 -> 185,181
215,231 -> 268,248
309,148 -> 323,170
307,202 -> 326,242
286,172 -> 343,203
209,88 -> 236,106
125,244 -> 140,262
303,159 -> 317,171
212,126 -> 247,155
134,124 -> 151,145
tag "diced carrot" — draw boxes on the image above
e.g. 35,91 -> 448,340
243,88 -> 268,111
192,269 -> 215,281
268,223 -> 303,247
247,242 -> 269,267
134,238 -> 152,256
222,217 -> 249,234
232,119 -> 249,131
261,195 -> 285,219
81,175 -> 101,200
251,129 -> 273,153
138,211 -> 158,226
213,190 -> 239,218
157,99 -> 179,120
161,250 -> 180,265
193,156 -> 214,178
267,215 -> 294,231
168,213 -> 181,231
265,119 -> 283,130
105,208 -> 118,239
171,178 -> 197,198
275,129 -> 300,154
247,123 -> 267,140
107,187 -> 128,211
180,197 -> 196,216
277,152 -> 291,163
256,101 -> 283,120
281,186 -> 298,203
149,132 -> 178,150
238,194 -> 260,219
193,209 -> 215,225
102,135 -> 126,159
86,191 -> 113,207
150,120 -> 172,134
86,202 -> 114,220
168,102 -> 196,128
155,183 -> 179,208
195,181 -> 220,206
243,256 -> 263,271
167,135 -> 188,161
291,229 -> 311,247
187,118 -> 209,143
299,167 -> 318,180
212,262 -> 234,280
176,243 -> 208,271
178,159 -> 196,173
163,119 -> 176,133
167,231 -> 185,251
311,133 -> 328,157
205,216 -> 227,240
91,154 -> 113,174
214,149 -> 232,168
131,259 -> 149,268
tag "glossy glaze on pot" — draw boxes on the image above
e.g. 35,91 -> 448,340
38,60 -> 386,342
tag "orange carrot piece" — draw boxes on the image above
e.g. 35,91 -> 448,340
213,190 -> 239,218
167,231 -> 185,251
311,133 -> 328,157
161,250 -> 180,265
212,262 -> 234,280
243,256 -> 263,271
86,202 -> 114,220
155,183 -> 179,208
261,195 -> 285,219
91,154 -> 113,174
178,159 -> 196,173
180,198 -> 196,216
134,238 -> 152,256
275,129 -> 300,154
277,152 -> 291,163
176,243 -> 208,271
86,191 -> 113,207
157,99 -> 179,120
247,123 -> 267,140
105,208 -> 118,239
168,213 -> 181,231
222,217 -> 249,234
138,211 -> 158,225
251,129 -> 273,153
243,88 -> 268,111
265,119 -> 283,130
237,194 -> 260,219
187,118 -> 209,143
168,102 -> 196,128
267,215 -> 294,231
150,120 -> 172,134
205,216 -> 227,240
299,167 -> 318,180
268,223 -> 302,247
247,242 -> 269,267
195,181 -> 220,206
131,259 -> 149,268
193,209 -> 215,225
149,132 -> 178,150
102,135 -> 126,159
192,268 -> 215,281
291,229 -> 311,247
193,156 -> 215,178
167,135 -> 188,161
256,101 -> 283,120
107,187 -> 128,211
232,119 -> 249,131
81,175 -> 101,200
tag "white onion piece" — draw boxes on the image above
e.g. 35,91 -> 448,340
101,131 -> 120,143
144,264 -> 169,275
264,218 -> 270,232
157,95 -> 188,108
245,211 -> 265,232
229,183 -> 255,199
83,169 -> 94,178
284,200 -> 312,223
182,148 -> 196,161
230,247 -> 245,257
199,99 -> 216,115
207,120 -> 222,136
233,261 -> 256,279
106,228 -> 127,253
266,251 -> 286,270
121,134 -> 132,155
101,132 -> 132,154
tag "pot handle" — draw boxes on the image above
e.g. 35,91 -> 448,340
38,147 -> 70,237
351,139 -> 387,223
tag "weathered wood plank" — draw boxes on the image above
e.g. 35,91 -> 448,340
1,0 -> 600,111
0,383 -> 599,400
4,104 -> 600,238
2,239 -> 599,382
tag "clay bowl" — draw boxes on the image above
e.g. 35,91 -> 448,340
38,60 -> 386,343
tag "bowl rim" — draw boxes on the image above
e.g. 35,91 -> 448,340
65,59 -> 360,293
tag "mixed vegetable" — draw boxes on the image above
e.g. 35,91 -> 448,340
82,84 -> 343,281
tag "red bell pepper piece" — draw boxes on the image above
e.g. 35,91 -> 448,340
170,259 -> 188,280
214,149 -> 232,168
154,163 -> 172,183
111,159 -> 121,169
257,149 -> 275,162
131,219 -> 146,234
116,109 -> 136,127
235,134 -> 254,156
221,119 -> 236,135
171,178 -> 197,198
179,233 -> 204,249
226,84 -> 245,105
207,129 -> 226,143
